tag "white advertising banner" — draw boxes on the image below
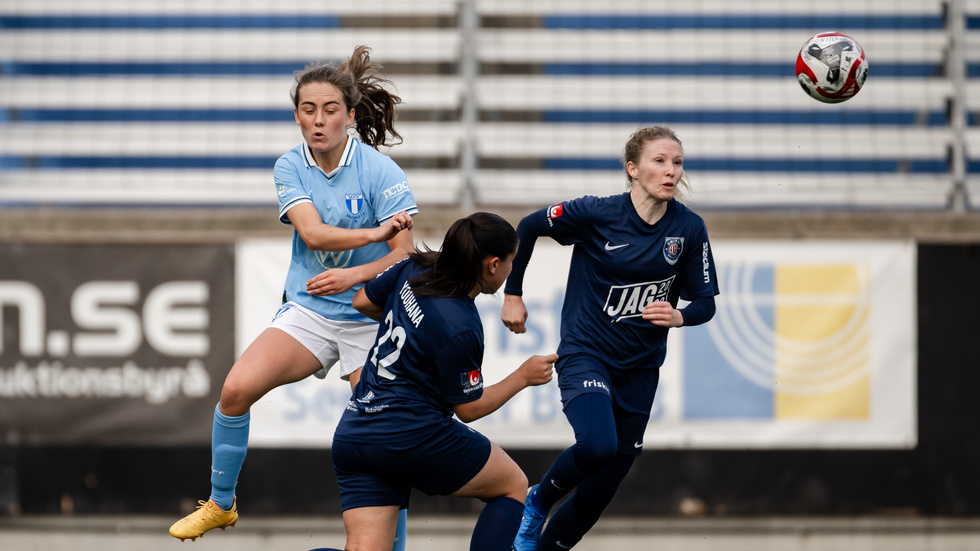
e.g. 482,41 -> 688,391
238,238 -> 916,449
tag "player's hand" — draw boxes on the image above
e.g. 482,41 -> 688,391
501,294 -> 529,334
306,267 -> 358,296
520,353 -> 557,387
642,301 -> 684,327
372,211 -> 413,243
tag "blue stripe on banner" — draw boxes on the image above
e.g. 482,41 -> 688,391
544,62 -> 939,77
543,158 -> 952,173
543,110 -> 951,126
2,156 -> 969,173
543,14 -> 945,30
0,15 -> 341,29
0,156 -> 278,170
968,15 -> 980,29
5,109 -> 294,123
0,61 -> 312,76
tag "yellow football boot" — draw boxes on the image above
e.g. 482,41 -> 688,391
169,499 -> 238,541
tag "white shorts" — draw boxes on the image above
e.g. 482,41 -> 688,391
269,301 -> 378,380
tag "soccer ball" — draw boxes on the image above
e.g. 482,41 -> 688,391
796,32 -> 868,103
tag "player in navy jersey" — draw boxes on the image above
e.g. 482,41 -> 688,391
503,126 -> 720,551
170,46 -> 416,547
311,212 -> 557,551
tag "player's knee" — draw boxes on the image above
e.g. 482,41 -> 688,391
218,380 -> 253,416
496,455 -> 529,501
572,433 -> 618,475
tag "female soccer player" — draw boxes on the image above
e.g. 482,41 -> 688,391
169,46 -> 416,546
314,212 -> 557,551
502,126 -> 720,551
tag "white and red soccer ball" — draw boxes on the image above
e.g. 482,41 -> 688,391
796,32 -> 868,103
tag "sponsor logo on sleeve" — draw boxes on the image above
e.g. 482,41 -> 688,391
382,181 -> 411,200
702,242 -> 711,283
461,370 -> 483,394
546,203 -> 563,227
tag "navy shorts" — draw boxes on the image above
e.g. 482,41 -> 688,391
332,417 -> 492,511
557,353 -> 661,456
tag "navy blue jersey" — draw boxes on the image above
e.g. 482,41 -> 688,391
506,194 -> 719,370
334,259 -> 486,443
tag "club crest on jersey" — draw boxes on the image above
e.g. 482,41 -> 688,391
663,237 -> 684,265
346,193 -> 364,216
603,276 -> 675,322
461,370 -> 483,394
546,203 -> 563,227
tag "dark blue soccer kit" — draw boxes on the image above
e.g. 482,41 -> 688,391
505,194 -> 720,550
332,259 -> 492,511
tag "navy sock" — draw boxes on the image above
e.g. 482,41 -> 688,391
209,404 -> 250,510
539,452 -> 637,551
470,496 -> 524,551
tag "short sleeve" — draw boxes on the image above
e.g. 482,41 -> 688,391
364,259 -> 410,308
433,331 -> 484,405
365,156 -> 419,223
274,155 -> 311,224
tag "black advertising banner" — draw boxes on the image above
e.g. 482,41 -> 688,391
0,243 -> 234,445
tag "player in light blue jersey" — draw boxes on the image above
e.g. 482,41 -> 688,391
170,46 -> 416,548
502,126 -> 720,551
310,213 -> 557,551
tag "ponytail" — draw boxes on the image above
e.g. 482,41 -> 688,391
291,45 -> 402,148
410,213 -> 518,299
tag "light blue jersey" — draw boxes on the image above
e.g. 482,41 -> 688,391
274,137 -> 418,322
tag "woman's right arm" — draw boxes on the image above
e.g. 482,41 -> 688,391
501,210 -> 549,334
452,353 -> 557,423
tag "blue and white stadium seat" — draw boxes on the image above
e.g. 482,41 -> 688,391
0,0 -> 976,211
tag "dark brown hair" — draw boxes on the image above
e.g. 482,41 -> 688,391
290,45 -> 402,148
409,212 -> 518,299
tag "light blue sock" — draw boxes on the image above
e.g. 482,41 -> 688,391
392,508 -> 408,551
209,404 -> 250,511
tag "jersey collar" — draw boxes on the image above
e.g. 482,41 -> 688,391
303,136 -> 358,178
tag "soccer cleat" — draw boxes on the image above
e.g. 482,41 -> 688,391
513,485 -> 547,551
169,498 -> 238,542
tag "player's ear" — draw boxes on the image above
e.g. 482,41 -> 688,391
626,161 -> 638,179
486,256 -> 499,276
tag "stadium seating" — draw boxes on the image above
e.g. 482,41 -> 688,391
0,0 -> 976,210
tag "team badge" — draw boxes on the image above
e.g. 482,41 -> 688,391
663,237 -> 684,265
346,193 -> 364,215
